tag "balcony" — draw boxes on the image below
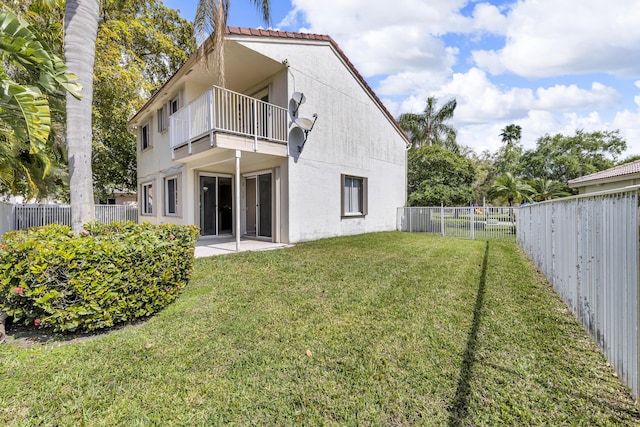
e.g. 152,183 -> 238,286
170,85 -> 288,160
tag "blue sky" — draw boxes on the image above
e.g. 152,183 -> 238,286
164,0 -> 640,157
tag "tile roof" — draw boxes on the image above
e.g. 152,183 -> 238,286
226,27 -> 410,144
568,159 -> 640,185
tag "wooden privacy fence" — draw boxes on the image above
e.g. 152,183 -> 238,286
397,206 -> 516,241
6,204 -> 138,233
517,187 -> 640,399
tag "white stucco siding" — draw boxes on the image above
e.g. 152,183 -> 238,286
136,100 -> 188,226
237,39 -> 407,242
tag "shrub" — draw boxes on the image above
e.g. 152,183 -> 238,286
0,222 -> 199,332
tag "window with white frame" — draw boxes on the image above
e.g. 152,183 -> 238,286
169,95 -> 179,115
164,175 -> 179,216
141,122 -> 151,150
341,174 -> 368,217
157,105 -> 168,132
141,182 -> 153,215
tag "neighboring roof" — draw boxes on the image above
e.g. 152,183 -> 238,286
130,27 -> 410,145
568,159 -> 640,186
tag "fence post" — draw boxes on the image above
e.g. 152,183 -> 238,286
470,205 -> 475,240
441,203 -> 445,237
409,207 -> 412,233
636,191 -> 640,399
209,88 -> 215,146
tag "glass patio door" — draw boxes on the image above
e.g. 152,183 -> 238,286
245,173 -> 272,238
200,175 -> 233,236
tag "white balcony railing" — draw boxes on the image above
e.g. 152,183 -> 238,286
170,85 -> 288,156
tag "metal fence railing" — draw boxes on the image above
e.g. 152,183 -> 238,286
170,85 -> 288,157
397,206 -> 516,241
12,204 -> 138,232
517,187 -> 640,399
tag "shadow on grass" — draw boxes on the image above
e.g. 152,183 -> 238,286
2,319 -> 143,348
447,240 -> 489,427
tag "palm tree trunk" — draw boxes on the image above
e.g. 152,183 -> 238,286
64,0 -> 98,233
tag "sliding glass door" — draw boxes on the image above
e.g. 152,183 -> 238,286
199,175 -> 233,236
245,172 -> 272,238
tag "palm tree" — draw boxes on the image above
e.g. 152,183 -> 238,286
488,172 -> 533,206
528,177 -> 570,201
500,124 -> 521,146
64,0 -> 99,233
195,0 -> 271,87
398,97 -> 458,151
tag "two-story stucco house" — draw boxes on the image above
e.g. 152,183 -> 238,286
129,28 -> 409,247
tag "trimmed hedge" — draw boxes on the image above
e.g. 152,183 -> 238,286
0,222 -> 199,332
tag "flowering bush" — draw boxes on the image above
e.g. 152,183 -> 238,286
0,222 -> 199,332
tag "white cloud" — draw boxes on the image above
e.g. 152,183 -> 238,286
437,68 -> 534,123
471,3 -> 507,34
283,0 -> 470,36
536,83 -> 621,110
277,0 -> 640,157
280,0 -> 484,79
472,0 -> 640,77
340,27 -> 454,77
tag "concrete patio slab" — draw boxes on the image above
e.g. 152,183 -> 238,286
194,237 -> 291,258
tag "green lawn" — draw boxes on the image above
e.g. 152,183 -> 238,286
1,232 -> 638,425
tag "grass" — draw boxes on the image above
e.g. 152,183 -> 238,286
0,232 -> 638,425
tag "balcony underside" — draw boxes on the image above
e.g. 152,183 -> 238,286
173,131 -> 288,163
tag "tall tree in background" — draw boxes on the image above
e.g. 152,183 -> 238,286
407,145 -> 476,206
494,124 -> 523,176
195,0 -> 271,87
398,97 -> 458,151
469,149 -> 495,204
65,0 -> 99,232
499,124 -> 521,146
92,0 -> 194,200
519,130 -> 626,184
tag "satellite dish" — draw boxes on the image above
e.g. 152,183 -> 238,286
289,92 -> 306,119
292,92 -> 306,105
294,117 -> 314,131
288,99 -> 299,120
291,113 -> 319,152
289,127 -> 305,154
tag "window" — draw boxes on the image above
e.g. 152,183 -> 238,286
158,95 -> 178,133
169,96 -> 179,115
157,105 -> 168,132
141,122 -> 151,150
141,182 -> 153,215
165,175 -> 179,216
341,174 -> 368,217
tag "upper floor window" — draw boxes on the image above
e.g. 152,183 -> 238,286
157,105 -> 168,133
141,122 -> 151,150
169,96 -> 179,115
341,174 -> 368,217
157,95 -> 179,133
